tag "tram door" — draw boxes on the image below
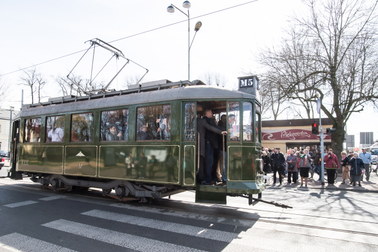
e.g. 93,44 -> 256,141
10,119 -> 22,179
194,101 -> 227,204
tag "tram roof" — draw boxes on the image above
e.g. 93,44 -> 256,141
20,80 -> 256,117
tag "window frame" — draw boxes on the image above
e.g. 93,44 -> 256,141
183,102 -> 196,142
100,108 -> 129,142
45,115 -> 65,143
242,102 -> 253,142
70,112 -> 94,143
24,117 -> 42,143
136,104 -> 172,142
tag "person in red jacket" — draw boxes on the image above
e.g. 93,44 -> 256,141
324,148 -> 339,185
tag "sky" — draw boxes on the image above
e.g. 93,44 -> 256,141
0,0 -> 377,145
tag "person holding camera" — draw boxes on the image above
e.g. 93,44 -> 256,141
324,148 -> 339,185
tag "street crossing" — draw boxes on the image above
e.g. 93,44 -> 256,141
0,197 -> 251,251
0,233 -> 76,252
0,179 -> 377,252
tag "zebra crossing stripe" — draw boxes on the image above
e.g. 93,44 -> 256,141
4,200 -> 38,208
42,219 -> 206,252
39,195 -> 66,201
0,233 -> 76,252
82,209 -> 239,242
110,203 -> 255,227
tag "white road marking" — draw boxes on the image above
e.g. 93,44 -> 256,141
39,195 -> 66,201
4,200 -> 38,208
43,219 -> 206,252
0,233 -> 76,252
82,209 -> 239,242
110,203 -> 255,227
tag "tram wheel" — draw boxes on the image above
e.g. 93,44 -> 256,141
51,178 -> 60,191
115,186 -> 126,197
102,188 -> 112,195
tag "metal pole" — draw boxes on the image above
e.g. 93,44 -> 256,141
318,98 -> 325,185
187,10 -> 190,81
8,107 -> 13,153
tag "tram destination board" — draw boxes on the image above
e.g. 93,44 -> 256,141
238,76 -> 259,95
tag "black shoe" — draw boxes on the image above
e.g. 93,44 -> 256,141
359,183 -> 361,187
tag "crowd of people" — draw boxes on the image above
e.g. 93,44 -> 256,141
262,146 -> 372,188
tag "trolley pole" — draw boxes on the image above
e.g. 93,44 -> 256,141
317,98 -> 325,185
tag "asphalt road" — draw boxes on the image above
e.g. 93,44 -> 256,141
0,177 -> 377,252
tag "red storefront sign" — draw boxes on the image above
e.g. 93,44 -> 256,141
262,129 -> 331,141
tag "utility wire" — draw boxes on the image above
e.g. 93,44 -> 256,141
0,0 -> 258,78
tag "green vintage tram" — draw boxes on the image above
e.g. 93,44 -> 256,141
9,76 -> 264,205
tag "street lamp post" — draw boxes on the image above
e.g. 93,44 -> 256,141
316,97 -> 325,186
167,1 -> 202,81
8,106 -> 14,153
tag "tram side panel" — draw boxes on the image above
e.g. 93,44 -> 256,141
98,145 -> 181,184
64,146 -> 97,177
18,144 -> 64,175
227,145 -> 263,194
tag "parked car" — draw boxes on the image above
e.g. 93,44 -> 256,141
371,149 -> 378,165
0,150 -> 10,177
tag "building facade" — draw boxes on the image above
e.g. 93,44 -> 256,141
262,118 -> 333,152
0,108 -> 17,152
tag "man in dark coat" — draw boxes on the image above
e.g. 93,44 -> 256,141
197,109 -> 227,184
270,148 -> 286,185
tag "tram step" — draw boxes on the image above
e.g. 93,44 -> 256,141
195,186 -> 227,204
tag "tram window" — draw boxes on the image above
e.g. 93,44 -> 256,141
256,112 -> 261,143
228,102 -> 240,141
24,118 -> 42,143
71,113 -> 94,142
184,103 -> 196,141
101,109 -> 129,141
136,105 -> 171,141
243,102 -> 253,141
46,116 -> 65,142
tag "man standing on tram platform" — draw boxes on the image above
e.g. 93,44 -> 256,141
197,108 -> 227,185
359,148 -> 371,181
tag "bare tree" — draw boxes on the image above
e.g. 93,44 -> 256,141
202,73 -> 226,87
125,76 -> 143,88
20,68 -> 46,104
0,78 -> 7,98
259,74 -> 289,120
56,74 -> 101,96
259,0 -> 378,156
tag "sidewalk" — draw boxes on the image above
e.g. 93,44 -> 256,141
266,169 -> 378,192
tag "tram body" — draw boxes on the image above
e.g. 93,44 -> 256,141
10,79 -> 264,204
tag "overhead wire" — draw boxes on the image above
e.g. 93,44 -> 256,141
0,0 -> 258,78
